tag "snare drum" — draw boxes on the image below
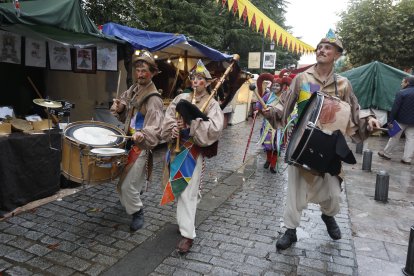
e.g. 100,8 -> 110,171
61,121 -> 127,184
285,92 -> 352,174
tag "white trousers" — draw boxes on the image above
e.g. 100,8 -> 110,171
119,153 -> 146,215
283,165 -> 342,229
177,155 -> 202,240
383,122 -> 414,163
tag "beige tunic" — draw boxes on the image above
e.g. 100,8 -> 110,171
161,91 -> 224,146
110,81 -> 163,150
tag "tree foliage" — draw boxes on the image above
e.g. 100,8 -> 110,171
82,0 -> 300,71
337,0 -> 414,69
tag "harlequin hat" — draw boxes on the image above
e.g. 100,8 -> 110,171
132,50 -> 158,69
317,29 -> 343,53
190,59 -> 212,79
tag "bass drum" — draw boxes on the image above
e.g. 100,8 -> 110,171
61,121 -> 127,184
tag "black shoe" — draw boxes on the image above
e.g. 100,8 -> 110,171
130,209 -> 144,231
269,167 -> 276,174
321,214 -> 341,240
401,160 -> 411,165
276,228 -> 297,250
263,161 -> 270,169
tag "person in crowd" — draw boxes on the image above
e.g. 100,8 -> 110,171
263,29 -> 381,250
378,76 -> 414,165
255,74 -> 284,173
110,50 -> 164,231
160,60 -> 224,254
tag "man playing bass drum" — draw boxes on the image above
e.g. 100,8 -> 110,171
263,29 -> 381,250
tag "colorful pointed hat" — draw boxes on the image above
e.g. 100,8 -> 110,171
317,29 -> 343,53
191,59 -> 212,79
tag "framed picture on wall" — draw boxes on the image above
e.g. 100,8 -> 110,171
73,47 -> 96,73
263,52 -> 276,69
25,38 -> 46,68
0,30 -> 21,64
48,42 -> 72,70
97,43 -> 117,71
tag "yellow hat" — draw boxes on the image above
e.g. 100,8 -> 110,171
317,29 -> 343,53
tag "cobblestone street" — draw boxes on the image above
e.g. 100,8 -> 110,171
1,117 -> 361,276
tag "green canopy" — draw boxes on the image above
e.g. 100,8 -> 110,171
340,61 -> 410,111
0,0 -> 122,45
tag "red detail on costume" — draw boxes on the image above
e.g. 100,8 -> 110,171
266,151 -> 278,168
222,0 -> 227,7
127,145 -> 142,165
319,98 -> 340,124
160,182 -> 174,205
173,170 -> 183,180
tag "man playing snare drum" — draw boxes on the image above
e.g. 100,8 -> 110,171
110,51 -> 163,231
263,29 -> 381,250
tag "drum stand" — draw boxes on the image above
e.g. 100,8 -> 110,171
46,107 -> 59,151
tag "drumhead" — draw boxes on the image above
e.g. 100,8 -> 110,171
64,122 -> 125,147
91,148 -> 126,156
285,92 -> 324,163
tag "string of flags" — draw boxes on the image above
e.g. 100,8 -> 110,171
216,0 -> 315,55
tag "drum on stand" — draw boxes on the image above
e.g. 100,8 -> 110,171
61,121 -> 127,184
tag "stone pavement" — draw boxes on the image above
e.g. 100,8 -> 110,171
1,116 -> 393,276
342,135 -> 414,276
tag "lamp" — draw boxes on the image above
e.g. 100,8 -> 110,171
167,58 -> 171,63
154,54 -> 158,59
270,40 -> 275,51
178,57 -> 183,62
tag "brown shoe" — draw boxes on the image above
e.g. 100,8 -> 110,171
378,151 -> 391,160
401,160 -> 411,165
177,236 -> 193,254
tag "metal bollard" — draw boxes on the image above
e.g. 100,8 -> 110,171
403,225 -> 414,276
355,142 -> 364,154
362,149 -> 373,171
374,171 -> 389,203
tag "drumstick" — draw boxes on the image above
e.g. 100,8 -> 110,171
27,77 -> 60,124
373,127 -> 389,132
109,134 -> 133,139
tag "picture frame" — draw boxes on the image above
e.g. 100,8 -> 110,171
263,52 -> 276,69
73,47 -> 96,73
0,30 -> 21,64
97,43 -> 118,71
25,38 -> 46,68
48,41 -> 72,71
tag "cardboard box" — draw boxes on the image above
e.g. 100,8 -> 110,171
0,122 -> 11,134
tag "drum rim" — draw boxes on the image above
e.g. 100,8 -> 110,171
90,147 -> 126,156
63,121 -> 126,147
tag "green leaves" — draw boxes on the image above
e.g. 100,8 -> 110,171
337,0 -> 414,70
